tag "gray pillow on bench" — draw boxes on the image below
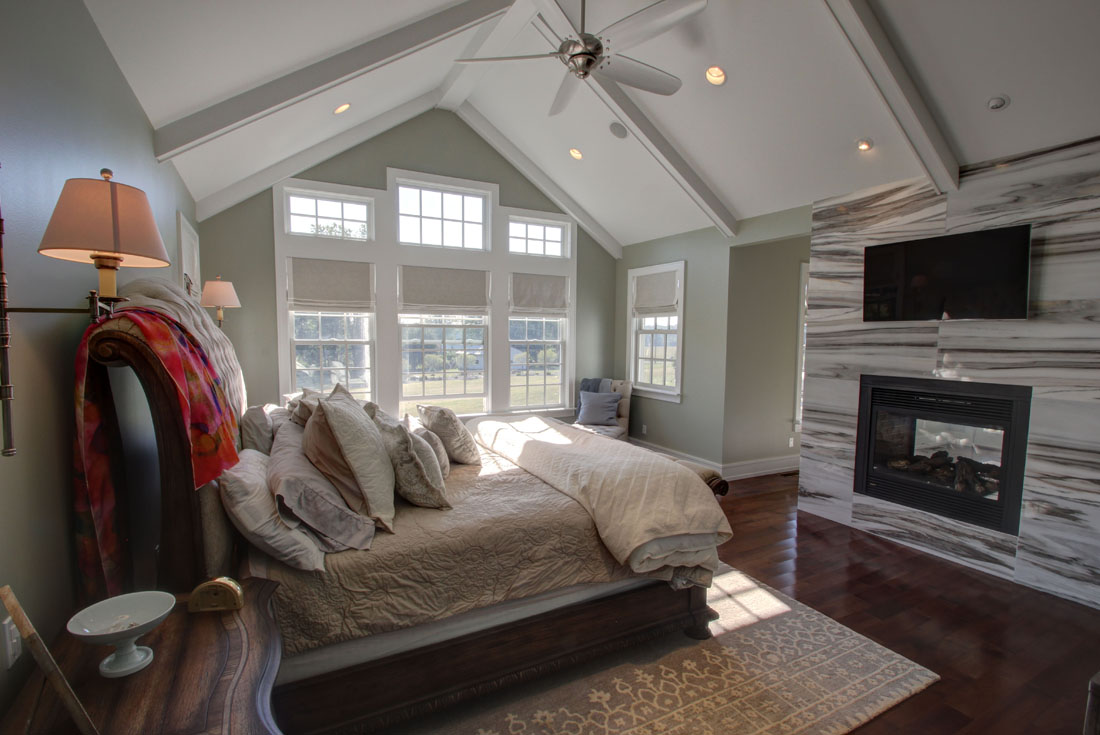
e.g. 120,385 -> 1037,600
577,391 -> 622,427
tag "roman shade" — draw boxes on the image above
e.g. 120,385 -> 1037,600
632,268 -> 679,316
288,257 -> 374,311
510,272 -> 569,315
399,265 -> 489,314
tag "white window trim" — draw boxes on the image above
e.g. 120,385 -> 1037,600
626,261 -> 685,403
390,169 -> 495,251
506,214 -> 570,258
793,261 -> 809,432
283,182 -> 376,242
507,315 -> 567,410
289,311 -> 376,400
273,173 -> 577,416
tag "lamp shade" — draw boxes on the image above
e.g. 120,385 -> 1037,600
200,279 -> 240,308
38,175 -> 169,267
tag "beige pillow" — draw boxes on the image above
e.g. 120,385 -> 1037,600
414,426 -> 450,478
240,405 -> 274,454
417,404 -> 481,465
304,391 -> 396,532
371,408 -> 450,509
220,449 -> 325,572
289,384 -> 355,427
268,422 -> 376,551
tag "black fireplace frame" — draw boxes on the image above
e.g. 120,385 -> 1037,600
854,374 -> 1031,535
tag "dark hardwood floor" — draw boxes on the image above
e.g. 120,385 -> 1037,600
719,474 -> 1100,735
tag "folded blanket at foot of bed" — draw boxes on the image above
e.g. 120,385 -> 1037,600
467,415 -> 732,588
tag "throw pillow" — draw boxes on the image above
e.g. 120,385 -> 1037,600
371,409 -> 450,509
240,405 -> 274,454
289,384 -> 354,427
417,404 -> 481,465
303,391 -> 396,532
577,390 -> 622,427
220,449 -> 325,571
413,425 -> 450,478
268,422 -> 377,551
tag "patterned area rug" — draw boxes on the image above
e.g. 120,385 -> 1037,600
393,569 -> 938,735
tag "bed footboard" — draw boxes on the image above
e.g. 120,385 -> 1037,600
272,582 -> 715,735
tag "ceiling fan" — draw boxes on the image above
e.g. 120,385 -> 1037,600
457,0 -> 707,116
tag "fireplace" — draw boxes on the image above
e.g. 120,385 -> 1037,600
854,375 -> 1031,535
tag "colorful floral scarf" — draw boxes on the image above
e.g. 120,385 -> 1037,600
74,308 -> 239,600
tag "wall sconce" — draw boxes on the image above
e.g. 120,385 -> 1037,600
37,168 -> 170,317
200,277 -> 240,327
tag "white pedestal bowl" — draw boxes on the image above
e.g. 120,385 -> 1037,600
67,590 -> 177,678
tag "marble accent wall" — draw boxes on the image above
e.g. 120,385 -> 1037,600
798,139 -> 1100,609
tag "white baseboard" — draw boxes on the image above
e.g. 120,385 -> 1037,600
627,437 -> 722,473
720,455 -> 801,481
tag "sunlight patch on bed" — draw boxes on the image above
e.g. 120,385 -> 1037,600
511,416 -> 573,444
706,569 -> 791,634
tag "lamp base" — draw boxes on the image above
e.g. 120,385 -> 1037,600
88,291 -> 129,320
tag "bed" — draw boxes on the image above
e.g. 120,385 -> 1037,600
83,279 -> 731,734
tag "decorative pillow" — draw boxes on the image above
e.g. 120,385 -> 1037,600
220,449 -> 325,572
405,416 -> 450,479
577,391 -> 622,427
266,405 -> 292,437
371,409 -> 450,509
268,422 -> 377,550
303,391 -> 396,532
289,384 -> 355,427
417,404 -> 481,465
240,405 -> 275,454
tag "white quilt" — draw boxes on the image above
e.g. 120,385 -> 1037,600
468,415 -> 732,587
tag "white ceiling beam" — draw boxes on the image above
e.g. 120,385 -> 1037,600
196,91 -> 441,221
438,0 -> 540,110
154,0 -> 511,162
457,103 -> 623,258
823,0 -> 959,192
529,0 -> 738,237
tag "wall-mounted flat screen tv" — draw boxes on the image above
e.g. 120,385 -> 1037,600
863,224 -> 1031,321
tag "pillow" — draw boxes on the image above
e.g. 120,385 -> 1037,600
268,422 -> 376,550
371,409 -> 450,509
303,391 -> 396,532
220,449 -> 325,572
577,391 -> 622,427
288,384 -> 355,427
405,416 -> 450,479
240,406 -> 274,454
417,404 -> 481,465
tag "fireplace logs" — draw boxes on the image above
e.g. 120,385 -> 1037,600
880,451 -> 1000,498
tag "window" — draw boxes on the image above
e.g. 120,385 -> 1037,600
627,261 -> 684,400
291,312 -> 372,399
397,184 -> 485,249
508,218 -> 565,257
399,314 -> 486,416
287,192 -> 371,240
793,261 -> 809,431
509,317 -> 563,408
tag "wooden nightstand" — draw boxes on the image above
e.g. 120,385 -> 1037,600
0,578 -> 282,735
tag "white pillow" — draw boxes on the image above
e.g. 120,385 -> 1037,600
220,449 -> 325,572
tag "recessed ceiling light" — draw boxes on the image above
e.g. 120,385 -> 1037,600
333,103 -> 351,115
856,138 -> 874,152
987,95 -> 1010,111
569,148 -> 583,160
609,122 -> 628,139
705,66 -> 726,86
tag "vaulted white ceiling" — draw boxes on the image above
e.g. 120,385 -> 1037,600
82,0 -> 1100,253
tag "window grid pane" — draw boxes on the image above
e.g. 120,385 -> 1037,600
397,185 -> 487,250
509,317 -> 565,408
633,315 -> 679,392
291,312 -> 372,400
286,193 -> 370,240
506,218 -> 566,257
399,314 -> 488,416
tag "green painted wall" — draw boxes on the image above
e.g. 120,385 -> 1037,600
0,0 -> 194,713
723,236 -> 810,465
200,109 -> 617,405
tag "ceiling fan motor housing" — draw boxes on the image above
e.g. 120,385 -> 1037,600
559,33 -> 604,78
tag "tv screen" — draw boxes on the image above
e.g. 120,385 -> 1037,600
863,224 -> 1031,321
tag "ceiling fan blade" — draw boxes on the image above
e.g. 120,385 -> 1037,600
597,0 -> 707,53
549,70 -> 582,116
594,55 -> 681,95
455,52 -> 563,63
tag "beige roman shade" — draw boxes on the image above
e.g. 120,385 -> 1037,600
632,268 -> 679,316
288,257 -> 374,311
399,265 -> 489,314
510,272 -> 569,315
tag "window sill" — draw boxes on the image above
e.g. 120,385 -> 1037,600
632,387 -> 681,404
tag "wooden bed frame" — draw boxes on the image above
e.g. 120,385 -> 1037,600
87,324 -> 719,735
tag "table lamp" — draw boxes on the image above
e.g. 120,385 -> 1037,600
37,169 -> 170,317
200,277 -> 240,327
